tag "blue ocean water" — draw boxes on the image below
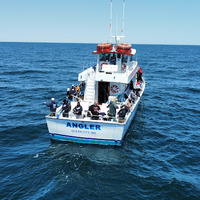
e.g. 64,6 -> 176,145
0,42 -> 200,199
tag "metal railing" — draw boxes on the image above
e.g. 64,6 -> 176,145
47,109 -> 128,123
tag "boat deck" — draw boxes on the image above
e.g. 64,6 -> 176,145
46,80 -> 145,125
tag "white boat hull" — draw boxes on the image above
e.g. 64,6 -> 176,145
46,117 -> 125,145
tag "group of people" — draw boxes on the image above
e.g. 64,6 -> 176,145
44,98 -> 82,119
66,83 -> 85,101
44,90 -> 138,121
88,99 -> 129,122
44,88 -> 140,121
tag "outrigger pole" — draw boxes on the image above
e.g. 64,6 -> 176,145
121,0 -> 125,42
112,0 -> 125,45
110,0 -> 112,43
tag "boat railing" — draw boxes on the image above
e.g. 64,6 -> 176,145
47,109 -> 128,124
46,85 -> 145,123
71,94 -> 83,102
46,93 -> 141,123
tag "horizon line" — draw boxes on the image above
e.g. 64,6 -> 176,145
0,41 -> 199,46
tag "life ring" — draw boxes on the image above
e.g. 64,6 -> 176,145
100,62 -> 108,70
117,43 -> 132,50
121,63 -> 126,71
111,85 -> 119,93
117,43 -> 132,54
97,43 -> 112,53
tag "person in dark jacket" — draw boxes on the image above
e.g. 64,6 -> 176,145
137,67 -> 143,82
69,85 -> 77,101
107,99 -> 119,120
117,105 -> 128,120
89,101 -> 101,120
44,98 -> 57,116
73,101 -> 83,118
130,89 -> 137,103
62,99 -> 71,117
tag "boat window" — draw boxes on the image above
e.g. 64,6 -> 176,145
100,54 -> 106,61
130,55 -> 133,62
122,54 -> 128,63
106,54 -> 110,61
110,53 -> 116,65
117,54 -> 121,59
100,53 -> 110,61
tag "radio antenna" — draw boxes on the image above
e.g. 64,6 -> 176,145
122,0 -> 125,39
110,0 -> 112,43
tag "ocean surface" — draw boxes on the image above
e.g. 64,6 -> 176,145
0,42 -> 200,200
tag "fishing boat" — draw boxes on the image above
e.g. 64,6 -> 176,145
45,1 -> 145,146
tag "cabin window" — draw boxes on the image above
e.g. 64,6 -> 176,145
130,55 -> 133,62
110,53 -> 116,65
122,54 -> 128,63
100,53 -> 110,61
117,54 -> 121,59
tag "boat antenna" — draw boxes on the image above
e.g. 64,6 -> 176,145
121,0 -> 125,41
109,0 -> 112,43
112,0 -> 125,45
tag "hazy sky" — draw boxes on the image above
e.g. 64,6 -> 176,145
0,0 -> 199,45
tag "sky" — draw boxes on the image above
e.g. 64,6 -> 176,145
0,0 -> 199,45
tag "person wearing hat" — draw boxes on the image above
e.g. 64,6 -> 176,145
62,99 -> 71,117
66,88 -> 70,100
44,98 -> 57,116
69,85 -> 77,101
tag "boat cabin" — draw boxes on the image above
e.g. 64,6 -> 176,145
78,42 -> 138,104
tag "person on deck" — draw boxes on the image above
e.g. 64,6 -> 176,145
130,89 -> 137,103
116,89 -> 123,102
73,101 -> 83,119
62,99 -> 71,117
44,98 -> 57,116
124,98 -> 133,110
80,82 -> 85,99
76,84 -> 80,98
117,105 -> 128,122
69,85 -> 77,101
89,101 -> 101,120
137,67 -> 143,82
66,88 -> 70,100
107,99 -> 119,120
134,85 -> 141,97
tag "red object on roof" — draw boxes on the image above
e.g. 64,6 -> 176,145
117,43 -> 132,54
97,43 -> 112,53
